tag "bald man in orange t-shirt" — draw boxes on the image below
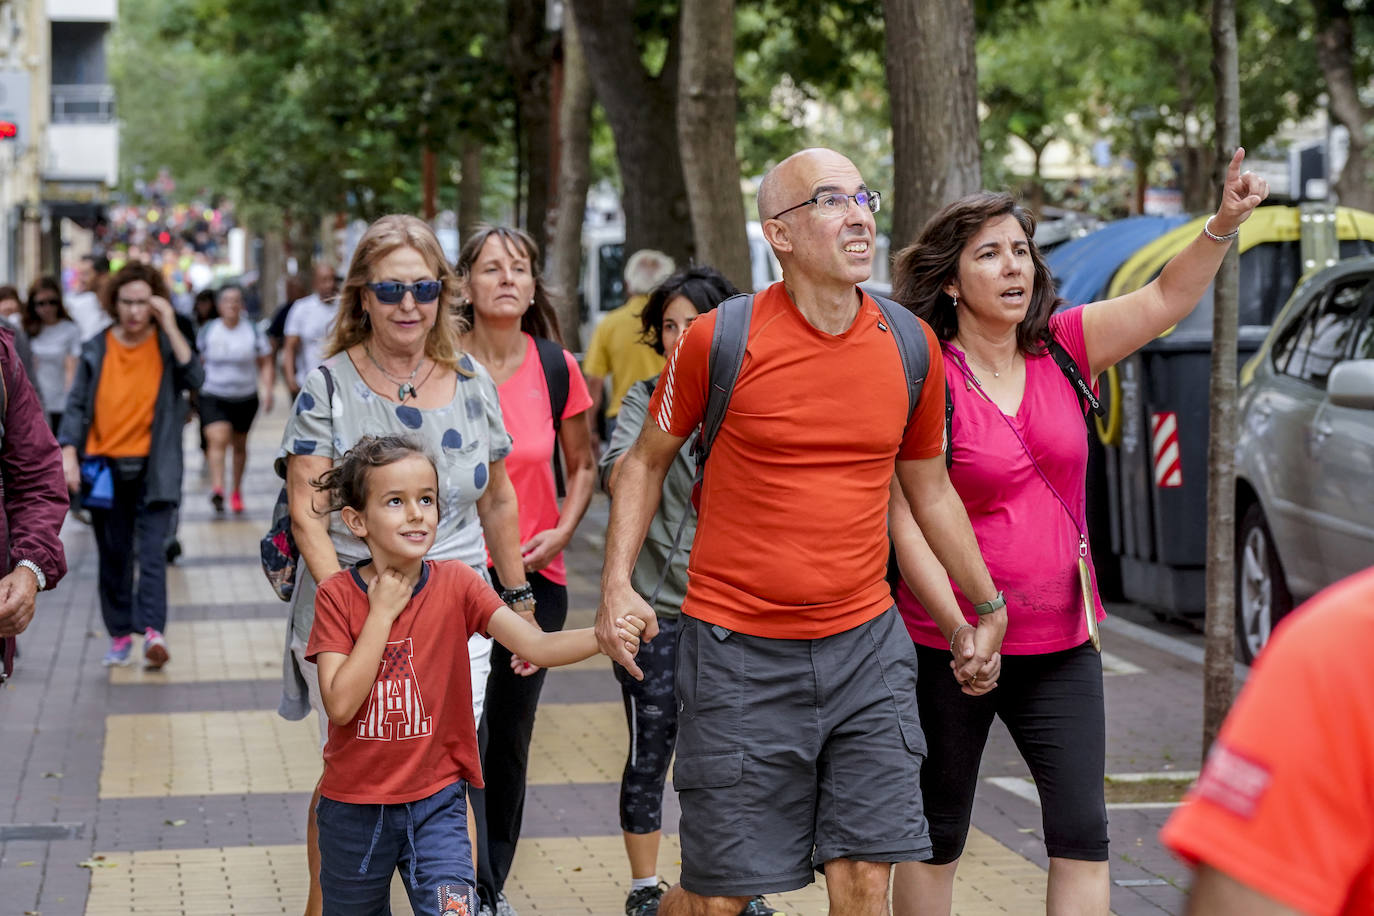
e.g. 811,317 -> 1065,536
595,149 -> 1003,916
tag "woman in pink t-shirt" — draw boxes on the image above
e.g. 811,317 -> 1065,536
886,152 -> 1269,916
457,225 -> 596,915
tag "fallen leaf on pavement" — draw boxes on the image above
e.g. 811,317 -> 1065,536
164,819 -> 187,827
77,855 -> 118,869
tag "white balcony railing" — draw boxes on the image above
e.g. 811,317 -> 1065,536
51,84 -> 115,124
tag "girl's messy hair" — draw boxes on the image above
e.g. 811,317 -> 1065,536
311,435 -> 438,516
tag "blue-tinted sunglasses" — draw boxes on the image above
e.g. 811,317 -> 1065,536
367,280 -> 442,304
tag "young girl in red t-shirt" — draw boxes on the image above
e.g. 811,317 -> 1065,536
306,435 -> 643,915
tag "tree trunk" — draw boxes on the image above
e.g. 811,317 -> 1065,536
259,226 -> 284,317
547,0 -> 594,349
1314,0 -> 1374,211
459,139 -> 484,241
571,0 -> 693,263
422,148 -> 437,221
1203,0 -> 1240,758
884,0 -> 981,247
508,0 -> 555,254
677,0 -> 751,291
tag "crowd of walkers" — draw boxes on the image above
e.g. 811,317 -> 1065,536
255,141 -> 1271,916
19,140 -> 1364,916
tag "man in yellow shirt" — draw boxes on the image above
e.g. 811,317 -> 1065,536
583,249 -> 676,451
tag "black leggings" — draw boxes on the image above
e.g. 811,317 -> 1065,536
914,641 -> 1108,864
472,569 -> 567,907
614,615 -> 679,834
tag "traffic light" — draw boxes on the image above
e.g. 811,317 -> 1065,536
0,121 -> 17,140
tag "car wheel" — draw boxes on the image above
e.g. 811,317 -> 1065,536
1235,503 -> 1292,665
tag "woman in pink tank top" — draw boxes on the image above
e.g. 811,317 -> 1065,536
886,151 -> 1269,916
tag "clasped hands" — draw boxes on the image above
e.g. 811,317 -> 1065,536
950,610 -> 1005,697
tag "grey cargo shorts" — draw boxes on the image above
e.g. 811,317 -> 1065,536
672,607 -> 932,897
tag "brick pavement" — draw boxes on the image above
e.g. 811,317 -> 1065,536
0,400 -> 1217,914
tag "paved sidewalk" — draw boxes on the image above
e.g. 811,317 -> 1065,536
0,402 -> 1207,914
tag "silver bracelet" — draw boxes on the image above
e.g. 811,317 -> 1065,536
1202,216 -> 1239,243
948,622 -> 975,655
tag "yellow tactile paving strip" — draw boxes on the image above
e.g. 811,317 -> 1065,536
175,518 -> 277,559
108,619 -> 283,684
167,558 -> 281,606
83,845 -> 414,916
85,829 -> 1045,915
527,701 -> 627,786
100,712 -> 321,798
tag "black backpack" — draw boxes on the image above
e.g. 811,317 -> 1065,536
651,291 -> 932,600
695,291 -> 932,473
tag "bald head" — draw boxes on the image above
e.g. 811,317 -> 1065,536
757,148 -> 858,222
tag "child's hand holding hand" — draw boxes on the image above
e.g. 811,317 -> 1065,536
612,614 -> 646,658
368,567 -> 413,624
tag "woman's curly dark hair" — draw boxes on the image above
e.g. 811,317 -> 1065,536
891,191 -> 1064,355
311,435 -> 439,518
101,261 -> 171,320
639,266 -> 740,355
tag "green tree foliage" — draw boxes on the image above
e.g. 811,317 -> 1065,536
975,0 -> 1323,212
113,0 -> 514,226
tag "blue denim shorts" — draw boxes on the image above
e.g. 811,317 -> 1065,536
316,779 -> 478,915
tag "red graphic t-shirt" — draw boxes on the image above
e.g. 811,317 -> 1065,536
307,559 -> 503,803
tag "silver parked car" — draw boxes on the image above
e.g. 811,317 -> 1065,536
1234,256 -> 1374,663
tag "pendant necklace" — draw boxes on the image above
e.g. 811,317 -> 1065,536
366,344 -> 426,402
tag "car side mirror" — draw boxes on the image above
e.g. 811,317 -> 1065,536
1327,359 -> 1374,410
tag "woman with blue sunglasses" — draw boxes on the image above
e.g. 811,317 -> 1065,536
277,214 -> 528,916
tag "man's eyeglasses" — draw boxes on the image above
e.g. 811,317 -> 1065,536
368,281 -> 442,304
771,189 -> 882,221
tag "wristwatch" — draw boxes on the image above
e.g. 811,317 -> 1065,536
16,559 -> 46,591
972,590 -> 1005,616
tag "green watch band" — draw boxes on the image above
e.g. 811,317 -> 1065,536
972,590 -> 1005,616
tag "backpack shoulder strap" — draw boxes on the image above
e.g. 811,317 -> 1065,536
870,293 -> 930,424
532,336 -> 570,430
532,336 -> 571,498
698,293 -> 754,463
1044,334 -> 1105,418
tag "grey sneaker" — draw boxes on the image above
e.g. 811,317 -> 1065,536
625,882 -> 668,915
495,893 -> 519,916
739,897 -> 782,916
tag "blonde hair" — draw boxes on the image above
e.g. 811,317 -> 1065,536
325,214 -> 469,374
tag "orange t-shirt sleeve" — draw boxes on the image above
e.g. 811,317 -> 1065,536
1160,604 -> 1374,915
306,572 -> 359,662
897,320 -> 947,461
647,313 -> 711,438
451,563 -> 503,638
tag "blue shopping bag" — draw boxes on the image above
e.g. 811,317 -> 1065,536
80,457 -> 114,510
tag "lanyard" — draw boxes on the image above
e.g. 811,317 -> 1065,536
948,346 -> 1088,561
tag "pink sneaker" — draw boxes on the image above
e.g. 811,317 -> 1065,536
230,491 -> 244,514
144,628 -> 169,670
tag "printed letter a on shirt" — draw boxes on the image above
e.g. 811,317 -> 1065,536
358,638 -> 433,741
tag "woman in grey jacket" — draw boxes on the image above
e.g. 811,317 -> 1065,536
58,262 -> 203,670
